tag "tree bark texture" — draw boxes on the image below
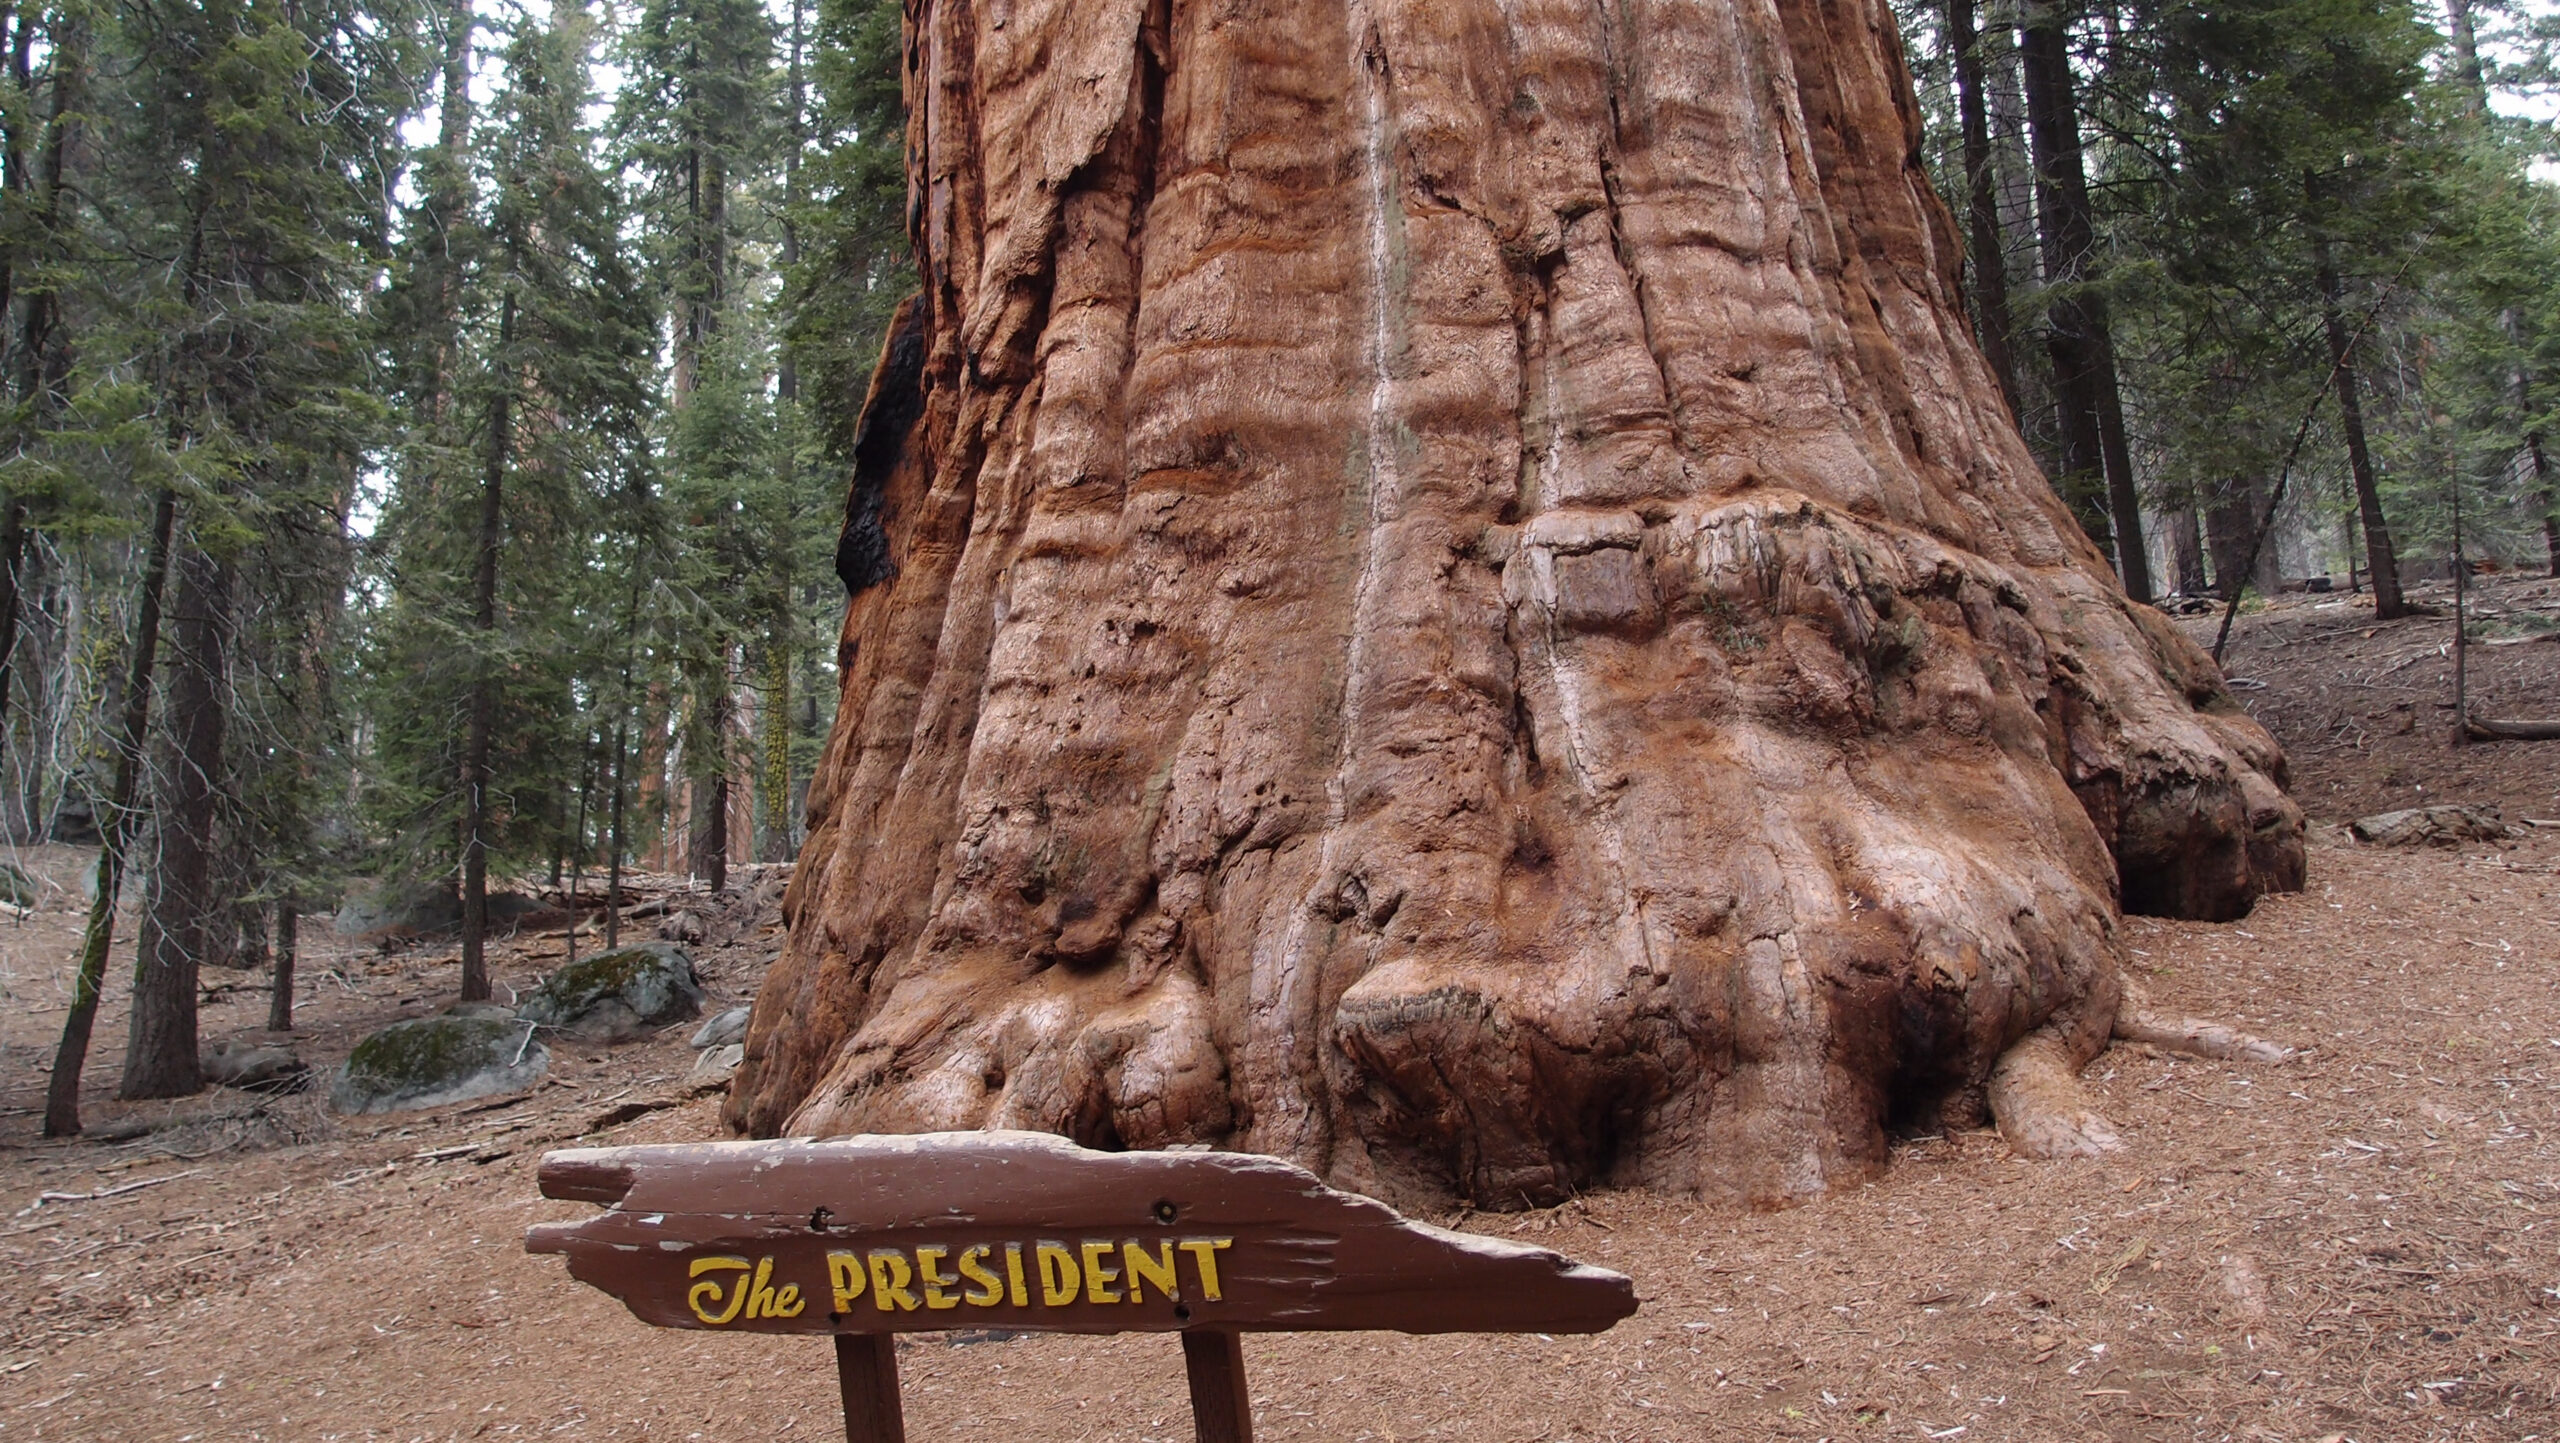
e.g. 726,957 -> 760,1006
460,288 -> 515,1004
120,534 -> 230,1100
2015,1 -> 2147,603
1944,0 -> 2018,413
44,488 -> 175,1135
269,905 -> 298,1033
731,0 -> 2305,1208
2317,257 -> 2405,618
2530,428 -> 2557,579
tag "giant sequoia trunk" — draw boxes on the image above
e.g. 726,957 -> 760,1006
730,0 -> 2305,1208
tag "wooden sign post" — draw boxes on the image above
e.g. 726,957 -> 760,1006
527,1130 -> 1637,1442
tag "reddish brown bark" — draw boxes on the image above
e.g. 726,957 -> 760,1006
732,0 -> 2304,1208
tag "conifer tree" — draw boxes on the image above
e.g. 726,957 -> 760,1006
362,0 -> 650,999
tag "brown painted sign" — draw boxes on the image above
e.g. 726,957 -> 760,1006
527,1131 -> 1635,1442
527,1130 -> 1635,1336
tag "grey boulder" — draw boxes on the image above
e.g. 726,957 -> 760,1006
329,1016 -> 547,1114
332,882 -> 460,941
2349,804 -> 2514,847
202,1038 -> 310,1093
514,942 -> 703,1042
333,883 -> 553,941
690,1004 -> 751,1049
687,1043 -> 744,1089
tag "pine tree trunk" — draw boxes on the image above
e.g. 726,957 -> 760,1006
700,679 -> 729,892
43,489 -> 175,1135
0,10 -> 87,751
760,645 -> 792,860
119,533 -> 229,1100
734,0 -> 2305,1207
2443,0 -> 2487,107
2017,0 -> 2149,602
459,288 -> 516,1004
0,500 -> 25,742
2167,506 -> 2207,595
419,0 -> 475,422
268,905 -> 297,1032
1946,0 -> 2019,412
2317,256 -> 2405,618
2531,428 -> 2558,578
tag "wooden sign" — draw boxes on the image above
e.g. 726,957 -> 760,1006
527,1130 -> 1636,1442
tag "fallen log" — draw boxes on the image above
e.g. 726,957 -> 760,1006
2465,716 -> 2560,741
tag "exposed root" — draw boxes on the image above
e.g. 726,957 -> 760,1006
1987,1029 -> 2122,1159
2112,981 -> 2292,1063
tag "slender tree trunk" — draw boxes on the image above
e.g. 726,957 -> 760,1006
2204,473 -> 2274,599
459,288 -> 517,1003
2509,353 -> 2553,579
753,0 -> 809,866
701,679 -> 729,892
43,490 -> 175,1135
0,501 -> 25,741
2450,448 -> 2468,736
2317,255 -> 2405,618
606,716 -> 625,950
2531,428 -> 2558,578
235,896 -> 268,973
760,646 -> 791,859
2444,0 -> 2487,109
568,740 -> 590,967
119,536 -> 231,1100
1947,0 -> 2019,411
0,11 -> 88,748
2167,506 -> 2207,595
268,904 -> 297,1032
2017,0 -> 2150,602
420,0 -> 475,423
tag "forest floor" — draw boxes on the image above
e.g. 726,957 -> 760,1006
0,584 -> 2554,1442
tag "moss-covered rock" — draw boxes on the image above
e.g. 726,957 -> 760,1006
329,1016 -> 549,1114
514,942 -> 703,1042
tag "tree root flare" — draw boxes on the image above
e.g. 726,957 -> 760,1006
1987,1030 -> 2123,1159
2112,982 -> 2292,1063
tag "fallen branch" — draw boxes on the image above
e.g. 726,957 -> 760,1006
16,1168 -> 201,1215
2464,716 -> 2560,741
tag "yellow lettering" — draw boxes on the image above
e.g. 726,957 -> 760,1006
868,1249 -> 920,1312
956,1245 -> 1003,1307
1123,1240 -> 1179,1304
917,1246 -> 961,1310
745,1257 -> 785,1319
685,1256 -> 752,1325
1080,1240 -> 1123,1303
769,1283 -> 805,1319
1179,1238 -> 1233,1302
1035,1240 -> 1080,1306
828,1251 -> 867,1315
1005,1242 -> 1029,1306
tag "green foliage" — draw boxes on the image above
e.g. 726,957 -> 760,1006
359,0 -> 653,883
789,0 -> 910,466
1902,0 -> 2560,589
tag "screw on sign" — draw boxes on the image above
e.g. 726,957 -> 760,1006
526,1130 -> 1637,1442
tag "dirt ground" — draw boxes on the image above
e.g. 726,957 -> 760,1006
1,595 -> 2555,1442
2195,572 -> 2560,824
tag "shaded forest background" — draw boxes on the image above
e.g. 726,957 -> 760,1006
7,0 -> 2556,1113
